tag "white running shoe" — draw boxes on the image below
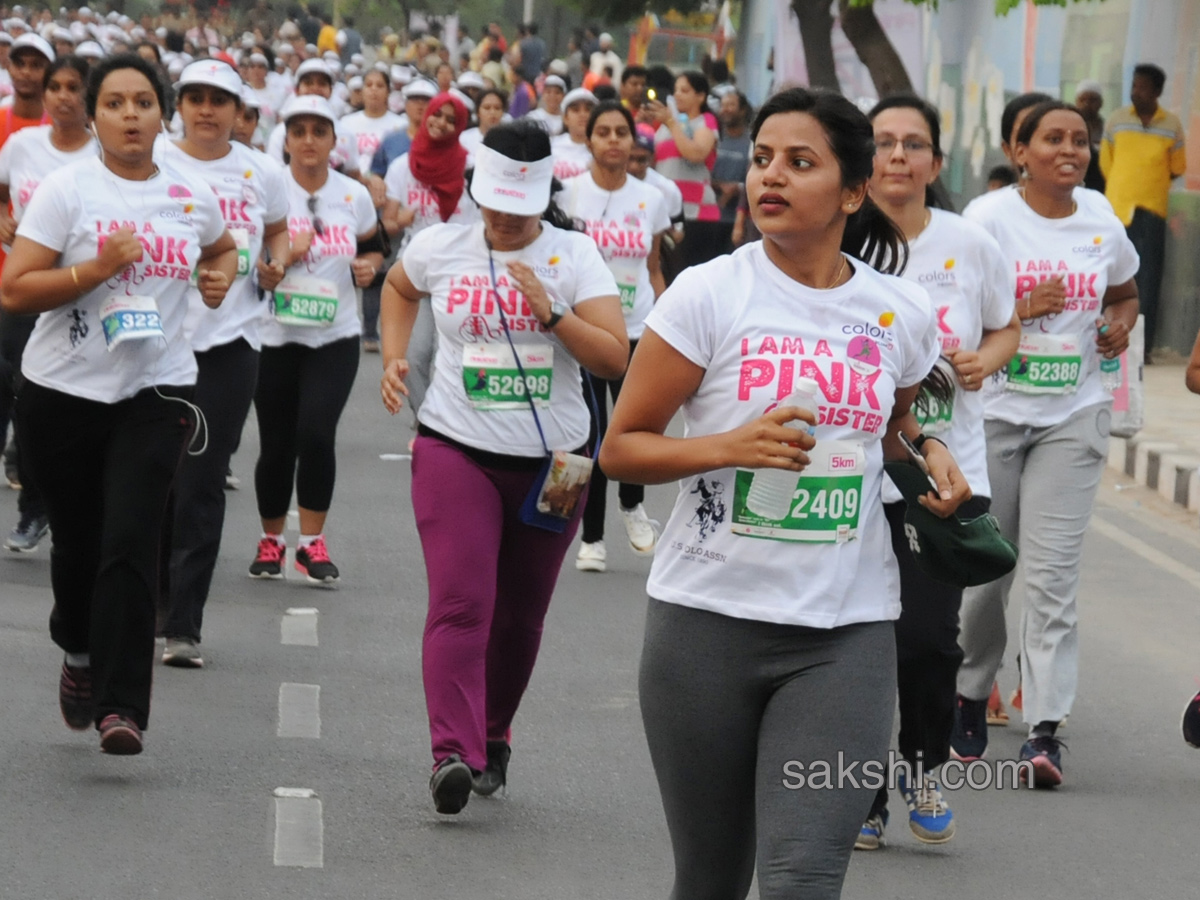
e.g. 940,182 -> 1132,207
619,504 -> 659,556
576,540 -> 607,572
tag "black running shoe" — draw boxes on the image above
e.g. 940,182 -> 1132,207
295,536 -> 339,583
249,536 -> 286,578
430,755 -> 473,814
1020,735 -> 1064,788
951,694 -> 988,761
98,714 -> 143,755
472,741 -> 512,797
1182,690 -> 1200,748
59,661 -> 94,731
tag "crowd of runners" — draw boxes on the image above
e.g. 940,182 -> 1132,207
0,4 -> 1195,898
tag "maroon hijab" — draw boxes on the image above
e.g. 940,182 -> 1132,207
408,91 -> 470,222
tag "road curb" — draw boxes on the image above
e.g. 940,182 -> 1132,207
1108,435 -> 1200,511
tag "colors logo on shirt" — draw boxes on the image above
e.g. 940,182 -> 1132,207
168,184 -> 196,213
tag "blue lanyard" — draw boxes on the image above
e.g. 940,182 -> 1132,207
485,243 -> 602,457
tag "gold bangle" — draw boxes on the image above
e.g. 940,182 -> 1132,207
71,265 -> 80,288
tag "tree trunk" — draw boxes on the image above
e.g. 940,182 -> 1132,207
837,0 -> 913,97
790,0 -> 839,92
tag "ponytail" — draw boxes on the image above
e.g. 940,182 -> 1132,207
843,194 -> 908,275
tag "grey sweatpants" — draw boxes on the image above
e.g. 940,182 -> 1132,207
957,402 -> 1110,725
639,599 -> 896,900
406,299 -> 436,426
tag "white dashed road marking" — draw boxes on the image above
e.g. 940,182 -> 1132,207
278,683 -> 321,738
281,607 -> 319,646
273,788 -> 323,867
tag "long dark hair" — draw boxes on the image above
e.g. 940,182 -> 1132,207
480,120 -> 579,232
750,87 -> 907,274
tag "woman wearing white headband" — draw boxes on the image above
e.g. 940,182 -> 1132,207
379,120 -> 627,815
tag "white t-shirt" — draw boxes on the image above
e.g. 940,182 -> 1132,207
643,243 -> 940,628
881,209 -> 1014,503
0,125 -> 96,249
383,153 -> 480,247
527,107 -> 563,136
961,183 -> 1113,220
259,168 -> 377,349
557,172 -> 669,340
551,132 -> 592,182
964,186 -> 1139,427
266,119 -> 360,175
339,109 -> 404,175
642,167 -> 685,222
17,156 -> 226,403
402,220 -> 618,457
161,141 -> 289,352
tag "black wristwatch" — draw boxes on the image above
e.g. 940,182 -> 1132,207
544,297 -> 568,330
913,433 -> 946,453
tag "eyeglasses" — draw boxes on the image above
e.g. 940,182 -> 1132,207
874,137 -> 935,155
306,195 -> 325,236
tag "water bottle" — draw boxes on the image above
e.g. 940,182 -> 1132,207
1097,320 -> 1122,391
744,379 -> 821,521
1099,356 -> 1122,391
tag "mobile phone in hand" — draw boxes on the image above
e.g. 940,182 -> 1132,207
898,433 -> 940,493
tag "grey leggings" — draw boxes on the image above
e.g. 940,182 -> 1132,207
639,599 -> 896,900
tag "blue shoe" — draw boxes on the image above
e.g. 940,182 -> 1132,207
854,808 -> 888,850
897,771 -> 956,844
1019,735 -> 1064,788
1182,691 -> 1200,748
950,694 -> 988,761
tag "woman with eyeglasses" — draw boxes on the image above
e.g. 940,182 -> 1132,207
155,60 -> 291,669
0,54 -> 94,555
379,120 -> 627,815
1,54 -> 237,755
558,101 -> 670,572
249,94 -> 385,585
852,95 -> 1019,850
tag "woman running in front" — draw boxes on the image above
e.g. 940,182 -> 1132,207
158,60 -> 290,667
249,94 -> 384,584
0,53 -> 95,554
379,120 -> 627,815
600,88 -> 971,898
853,95 -> 1020,850
955,100 -> 1138,787
1,53 -> 236,754
558,100 -> 669,572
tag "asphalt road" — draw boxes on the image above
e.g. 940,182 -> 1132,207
2,362 -> 1198,899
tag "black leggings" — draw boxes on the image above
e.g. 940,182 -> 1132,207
16,379 -> 191,730
870,498 -> 990,817
162,339 -> 259,642
581,340 -> 643,544
253,337 -> 359,519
